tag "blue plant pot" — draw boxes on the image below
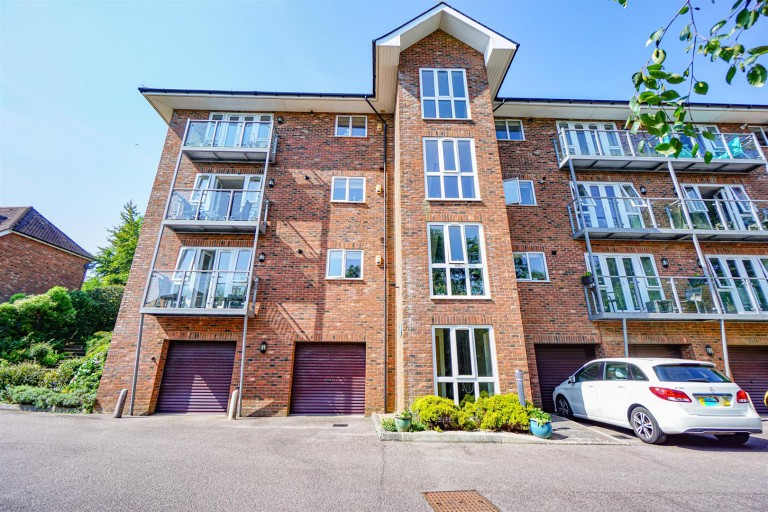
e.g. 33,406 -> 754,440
530,419 -> 552,439
394,417 -> 412,432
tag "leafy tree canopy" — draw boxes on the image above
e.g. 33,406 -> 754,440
614,0 -> 766,162
90,201 -> 143,286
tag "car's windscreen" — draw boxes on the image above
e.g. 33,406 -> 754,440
652,364 -> 730,383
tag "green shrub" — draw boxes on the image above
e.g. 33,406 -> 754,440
6,385 -> 91,410
27,342 -> 63,367
12,287 -> 76,344
68,287 -> 123,339
409,421 -> 427,432
476,394 -> 530,432
380,418 -> 397,432
42,357 -> 85,390
8,293 -> 27,304
528,407 -> 551,426
85,331 -> 112,358
412,395 -> 459,430
0,362 -> 48,389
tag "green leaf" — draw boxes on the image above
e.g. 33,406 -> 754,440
690,143 -> 700,159
631,119 -> 642,134
678,4 -> 689,15
682,124 -> 696,137
730,0 -> 743,13
704,151 -> 713,164
652,48 -> 666,64
654,142 -> 675,155
647,69 -> 669,79
710,19 -> 727,35
720,47 -> 735,63
647,28 -> 665,47
643,77 -> 660,89
747,64 -> 767,87
632,71 -> 644,88
638,91 -> 656,103
735,8 -> 758,29
667,73 -> 686,84
701,131 -> 716,141
615,0 -> 627,6
679,24 -> 692,42
670,138 -> 683,157
693,81 -> 709,94
659,90 -> 680,101
639,113 -> 656,127
749,46 -> 768,56
726,65 -> 737,84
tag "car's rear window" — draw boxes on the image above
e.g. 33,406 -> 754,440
652,364 -> 730,383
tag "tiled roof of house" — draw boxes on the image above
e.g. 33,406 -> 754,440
0,207 -> 94,260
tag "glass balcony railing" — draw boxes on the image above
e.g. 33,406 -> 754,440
584,275 -> 768,320
142,270 -> 257,315
165,189 -> 262,223
567,196 -> 768,238
184,120 -> 272,149
554,128 -> 766,171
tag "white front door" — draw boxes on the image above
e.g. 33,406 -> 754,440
708,256 -> 768,313
573,182 -> 644,229
209,113 -> 272,148
558,121 -> 623,157
590,254 -> 664,312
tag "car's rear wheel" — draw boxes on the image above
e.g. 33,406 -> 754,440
555,395 -> 572,419
630,406 -> 667,444
714,433 -> 750,446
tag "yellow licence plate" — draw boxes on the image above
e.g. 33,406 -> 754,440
697,395 -> 730,406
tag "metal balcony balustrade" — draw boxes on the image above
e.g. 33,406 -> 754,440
163,189 -> 267,233
141,270 -> 258,316
584,275 -> 768,321
181,119 -> 278,162
554,128 -> 766,173
567,196 -> 768,241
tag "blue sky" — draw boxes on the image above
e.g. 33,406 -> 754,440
1,0 -> 765,253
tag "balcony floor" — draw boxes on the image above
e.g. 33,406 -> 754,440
589,312 -> 768,322
140,306 -> 253,317
574,227 -> 768,242
163,219 -> 261,233
560,155 -> 766,173
181,147 -> 275,163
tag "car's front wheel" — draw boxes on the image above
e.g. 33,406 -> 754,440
630,406 -> 667,445
555,395 -> 572,419
714,433 -> 750,446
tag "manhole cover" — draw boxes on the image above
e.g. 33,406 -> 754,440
423,491 -> 500,512
332,424 -> 348,427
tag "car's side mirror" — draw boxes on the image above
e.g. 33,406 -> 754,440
568,375 -> 576,384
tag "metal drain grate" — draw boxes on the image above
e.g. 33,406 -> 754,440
332,424 -> 348,427
423,491 -> 500,512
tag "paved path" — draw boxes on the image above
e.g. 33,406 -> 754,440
1,411 -> 766,511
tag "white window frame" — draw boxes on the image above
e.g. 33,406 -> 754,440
503,179 -> 536,206
330,177 -> 366,203
427,223 -> 489,299
325,249 -> 364,280
419,68 -> 471,120
513,252 -> 550,282
495,119 -> 525,141
335,115 -> 368,137
423,137 -> 480,201
748,126 -> 768,146
432,326 -> 499,405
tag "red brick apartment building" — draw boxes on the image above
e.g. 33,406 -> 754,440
97,3 -> 768,416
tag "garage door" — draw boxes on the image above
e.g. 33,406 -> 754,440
628,344 -> 683,358
290,343 -> 365,415
729,346 -> 768,415
156,341 -> 236,413
534,344 -> 596,412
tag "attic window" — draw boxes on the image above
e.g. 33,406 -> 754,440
420,69 -> 469,120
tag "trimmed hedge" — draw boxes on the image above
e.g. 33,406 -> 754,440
411,393 -> 539,433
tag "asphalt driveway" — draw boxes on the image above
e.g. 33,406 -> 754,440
1,411 -> 766,511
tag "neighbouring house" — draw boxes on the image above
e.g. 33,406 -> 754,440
0,207 -> 94,302
97,2 -> 768,417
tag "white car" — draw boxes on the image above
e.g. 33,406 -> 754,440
552,358 -> 763,445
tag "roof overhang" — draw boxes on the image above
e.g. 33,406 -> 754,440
493,98 -> 768,123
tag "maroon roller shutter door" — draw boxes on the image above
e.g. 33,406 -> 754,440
290,343 -> 366,415
628,344 -> 683,358
534,344 -> 596,412
156,341 -> 236,413
729,346 -> 768,415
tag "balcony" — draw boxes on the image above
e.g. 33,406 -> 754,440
163,188 -> 267,233
585,275 -> 768,322
181,119 -> 277,162
555,128 -> 766,173
567,196 -> 768,242
141,270 -> 258,316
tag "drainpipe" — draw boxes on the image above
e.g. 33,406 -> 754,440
365,96 -> 388,412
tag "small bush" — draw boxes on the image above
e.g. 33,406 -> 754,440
476,394 -> 530,432
27,342 -> 62,367
380,418 -> 397,432
85,331 -> 112,358
6,385 -> 90,410
0,362 -> 48,389
410,421 -> 427,432
412,395 -> 459,430
42,357 -> 85,390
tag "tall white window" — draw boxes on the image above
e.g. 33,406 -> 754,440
331,177 -> 365,203
428,223 -> 488,298
503,179 -> 536,206
433,326 -> 497,405
420,68 -> 469,119
513,252 -> 549,282
326,250 -> 363,279
495,120 -> 525,140
335,116 -> 367,137
424,138 -> 478,200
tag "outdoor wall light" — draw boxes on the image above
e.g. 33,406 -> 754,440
661,257 -> 669,268
538,176 -> 546,184
277,116 -> 284,124
268,178 -> 275,188
705,344 -> 714,356
309,110 -> 315,117
305,175 -> 311,181
258,252 -> 266,263
297,249 -> 304,255
259,342 -> 268,354
639,186 -> 647,195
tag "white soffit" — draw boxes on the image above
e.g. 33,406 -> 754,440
493,100 -> 768,124
375,3 -> 518,110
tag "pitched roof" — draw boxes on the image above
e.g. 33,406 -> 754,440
0,207 -> 94,260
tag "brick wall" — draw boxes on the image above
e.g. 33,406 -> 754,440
0,233 -> 89,302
